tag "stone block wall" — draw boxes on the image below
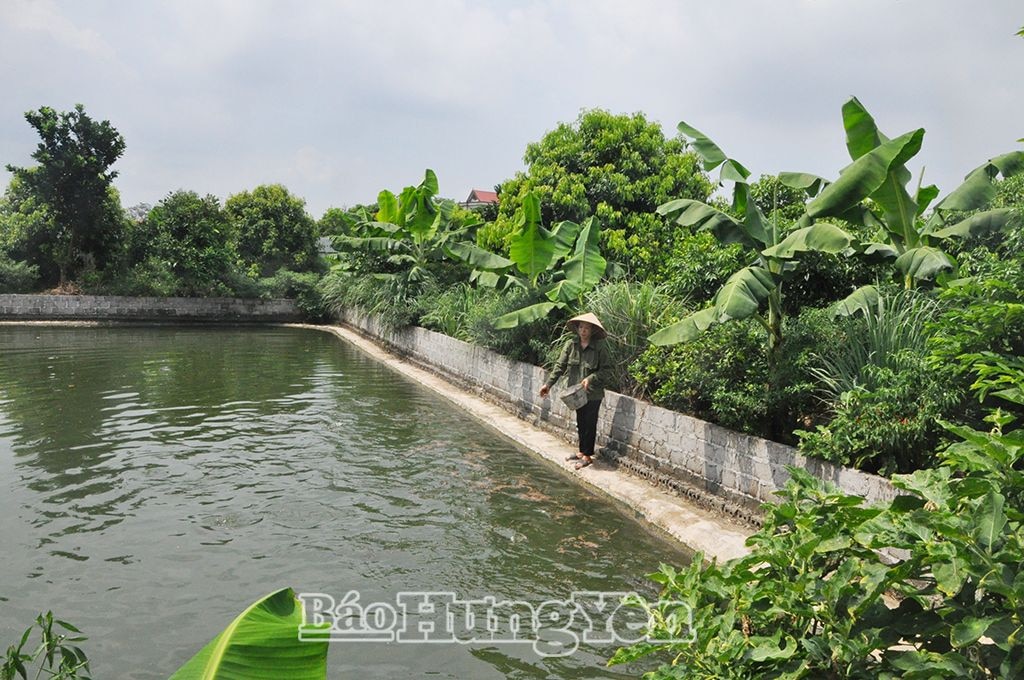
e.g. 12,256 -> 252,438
0,294 -> 301,323
339,309 -> 898,524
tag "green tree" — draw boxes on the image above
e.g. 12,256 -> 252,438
5,104 -> 126,284
225,184 -> 319,277
491,109 -> 713,278
142,191 -> 239,296
0,174 -> 58,285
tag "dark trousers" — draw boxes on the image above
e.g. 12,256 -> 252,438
575,399 -> 602,457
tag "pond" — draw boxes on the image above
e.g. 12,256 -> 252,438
0,325 -> 691,678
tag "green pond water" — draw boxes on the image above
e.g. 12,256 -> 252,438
0,325 -> 691,679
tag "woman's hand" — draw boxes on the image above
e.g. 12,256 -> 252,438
581,378 -> 590,391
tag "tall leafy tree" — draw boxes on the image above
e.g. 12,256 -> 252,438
491,109 -> 713,278
5,104 -> 126,284
225,184 -> 319,277
142,191 -> 239,296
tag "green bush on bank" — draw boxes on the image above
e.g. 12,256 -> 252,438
0,253 -> 38,293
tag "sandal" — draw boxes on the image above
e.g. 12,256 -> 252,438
565,454 -> 582,461
575,458 -> 593,470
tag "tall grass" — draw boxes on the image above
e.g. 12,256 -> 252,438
574,281 -> 687,397
810,290 -> 940,403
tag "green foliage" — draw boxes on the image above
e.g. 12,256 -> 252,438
494,109 -> 713,276
0,173 -> 60,286
450,191 -> 611,329
95,255 -> 179,297
329,170 -> 477,317
170,588 -> 328,679
799,291 -> 961,473
797,355 -> 958,474
652,120 -> 856,358
226,184 -> 320,277
805,98 -> 1023,297
631,308 -> 838,442
259,269 -> 327,322
5,104 -> 126,284
615,380 -> 1024,678
3,611 -> 90,680
141,190 -> 240,296
579,281 -> 686,398
812,290 -> 939,400
658,229 -> 746,306
317,205 -> 373,236
0,252 -> 38,293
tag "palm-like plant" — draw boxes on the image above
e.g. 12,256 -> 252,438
794,98 -> 1023,306
650,122 -> 857,361
447,191 -> 609,328
330,169 -> 479,302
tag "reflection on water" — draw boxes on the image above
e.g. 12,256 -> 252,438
0,325 -> 690,678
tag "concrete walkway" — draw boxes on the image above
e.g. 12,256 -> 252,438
303,323 -> 753,563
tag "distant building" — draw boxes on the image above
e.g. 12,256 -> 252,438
460,189 -> 499,211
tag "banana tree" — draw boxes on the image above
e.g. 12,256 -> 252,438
649,122 -> 856,361
330,169 -> 479,298
447,191 -> 609,328
791,97 -> 1023,303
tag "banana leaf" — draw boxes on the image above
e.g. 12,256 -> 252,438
508,193 -> 554,282
676,121 -> 728,172
779,172 -> 829,197
169,588 -> 328,680
559,217 -> 606,300
649,307 -> 718,346
404,171 -> 441,243
657,199 -> 759,250
332,235 -> 402,252
929,208 -> 1018,239
842,96 -> 888,160
713,266 -> 776,321
375,190 -> 401,226
842,98 -> 918,237
761,223 -> 854,259
932,151 -> 1024,215
677,120 -> 750,181
806,128 -> 925,221
493,301 -> 561,329
549,219 -> 581,264
894,246 -> 955,282
446,241 -> 514,270
831,285 -> 880,317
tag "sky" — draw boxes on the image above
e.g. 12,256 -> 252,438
1,0 -> 1021,220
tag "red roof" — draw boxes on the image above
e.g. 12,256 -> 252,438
467,189 -> 499,203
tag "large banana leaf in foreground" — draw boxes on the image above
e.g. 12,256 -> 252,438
169,588 -> 328,680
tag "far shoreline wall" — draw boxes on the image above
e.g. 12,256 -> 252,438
0,294 -> 301,323
336,309 -> 898,525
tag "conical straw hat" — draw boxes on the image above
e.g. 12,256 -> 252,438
566,312 -> 607,339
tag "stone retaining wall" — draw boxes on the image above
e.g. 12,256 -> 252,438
0,294 -> 301,323
337,309 -> 898,524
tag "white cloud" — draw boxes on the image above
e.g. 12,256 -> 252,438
1,0 -> 1022,217
0,0 -> 116,60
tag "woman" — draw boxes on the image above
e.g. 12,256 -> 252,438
539,312 -> 611,470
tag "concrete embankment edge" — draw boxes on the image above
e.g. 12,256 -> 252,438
301,323 -> 753,563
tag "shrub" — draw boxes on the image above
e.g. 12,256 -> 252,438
0,253 -> 39,292
92,256 -> 179,297
629,308 -> 839,443
614,374 -> 1024,679
260,269 -> 327,322
797,354 -> 959,475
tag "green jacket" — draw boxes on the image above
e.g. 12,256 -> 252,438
544,337 -> 612,402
